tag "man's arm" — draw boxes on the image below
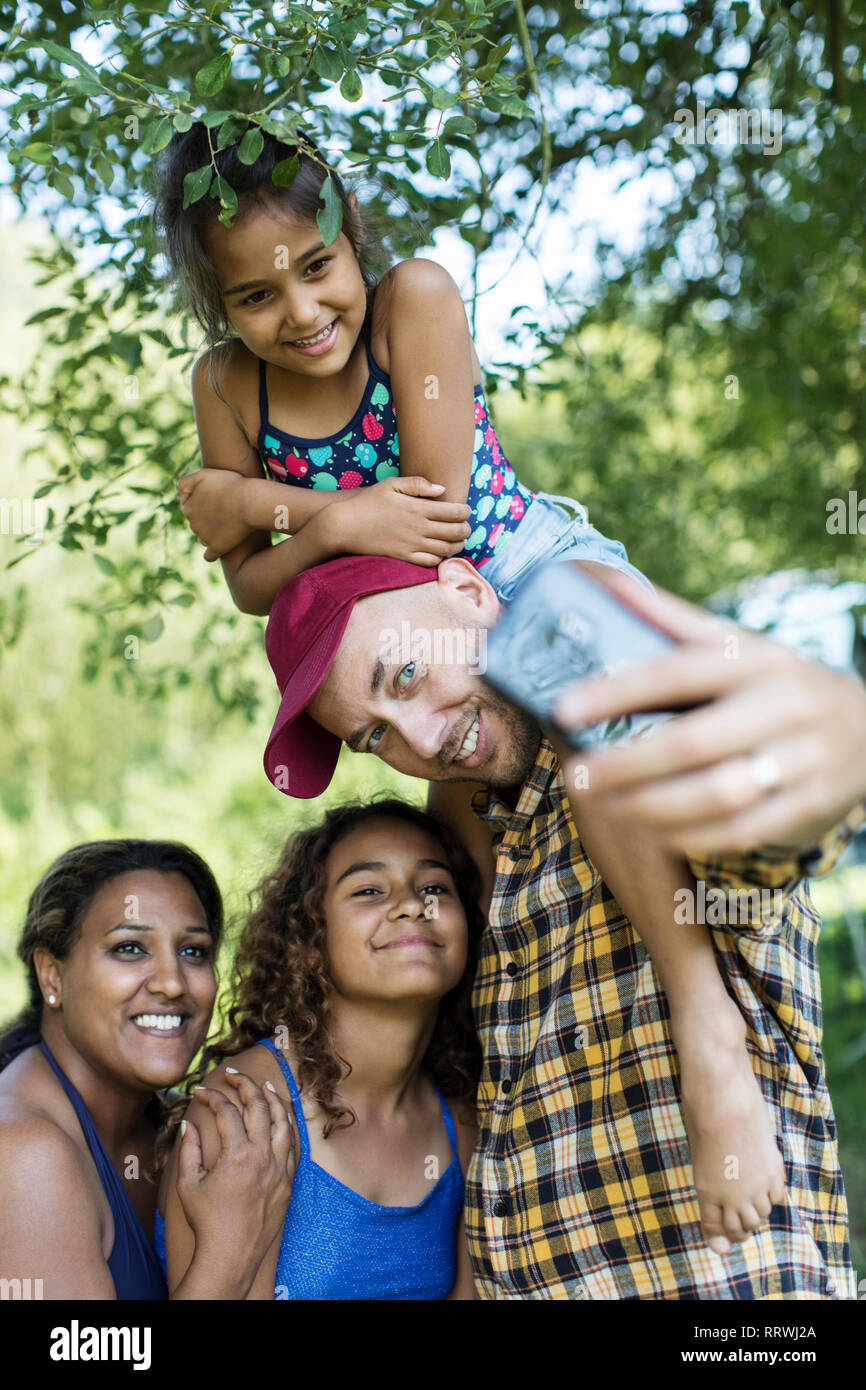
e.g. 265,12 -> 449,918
554,571 -> 866,859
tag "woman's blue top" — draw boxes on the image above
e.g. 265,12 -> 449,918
40,1040 -> 168,1300
153,1038 -> 464,1300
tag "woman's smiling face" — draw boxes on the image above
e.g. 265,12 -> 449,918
321,817 -> 469,1008
42,869 -> 217,1093
204,200 -> 368,374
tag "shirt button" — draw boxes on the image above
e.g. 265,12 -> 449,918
507,845 -> 522,862
493,1197 -> 509,1217
501,1078 -> 512,1094
506,961 -> 518,977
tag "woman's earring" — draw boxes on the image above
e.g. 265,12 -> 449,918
47,994 -> 57,1005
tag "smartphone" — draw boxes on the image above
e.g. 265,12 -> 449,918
482,560 -> 681,750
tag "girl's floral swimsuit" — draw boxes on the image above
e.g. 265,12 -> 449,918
256,314 -> 535,570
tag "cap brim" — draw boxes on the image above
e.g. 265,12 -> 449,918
263,607 -> 352,798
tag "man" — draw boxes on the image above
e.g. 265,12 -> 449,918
262,553 -> 866,1299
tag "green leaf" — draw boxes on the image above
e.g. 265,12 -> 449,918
194,53 -> 232,96
201,109 -> 236,129
173,112 -> 194,132
340,69 -> 363,102
430,89 -> 459,110
216,117 -> 247,150
93,153 -> 115,189
49,168 -> 74,200
142,117 -> 174,154
39,39 -> 101,80
311,45 -> 343,83
272,155 -> 299,187
211,175 -> 238,214
141,614 -> 164,642
485,92 -> 533,118
182,165 -> 213,209
22,142 -> 53,165
443,115 -> 477,135
24,306 -> 65,326
478,38 -> 512,79
66,77 -> 104,96
94,553 -> 116,577
265,51 -> 292,78
316,174 -> 343,245
425,141 -> 451,180
238,127 -> 264,165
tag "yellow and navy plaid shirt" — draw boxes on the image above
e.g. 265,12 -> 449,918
466,737 -> 864,1300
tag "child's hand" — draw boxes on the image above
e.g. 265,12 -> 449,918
329,476 -> 471,566
179,468 -> 255,561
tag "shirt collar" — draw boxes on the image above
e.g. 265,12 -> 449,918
471,737 -> 562,839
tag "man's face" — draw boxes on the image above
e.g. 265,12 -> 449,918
307,560 -> 541,787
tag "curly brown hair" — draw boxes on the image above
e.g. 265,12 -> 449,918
159,798 -> 485,1159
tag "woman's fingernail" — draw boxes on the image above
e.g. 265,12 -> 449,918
181,1119 -> 187,1137
193,1085 -> 206,1092
225,1067 -> 238,1074
264,1080 -> 276,1092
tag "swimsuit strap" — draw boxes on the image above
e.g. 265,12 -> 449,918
257,1039 -> 458,1167
256,1037 -> 311,1158
258,356 -> 269,430
360,312 -> 377,372
38,1039 -> 166,1299
257,316 -> 376,436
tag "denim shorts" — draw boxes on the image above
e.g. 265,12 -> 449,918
480,490 -> 653,604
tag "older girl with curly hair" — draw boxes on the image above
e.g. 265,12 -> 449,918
156,798 -> 484,1300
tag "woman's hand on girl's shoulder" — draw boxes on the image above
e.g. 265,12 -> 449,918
162,1050 -> 298,1297
174,1063 -> 298,1248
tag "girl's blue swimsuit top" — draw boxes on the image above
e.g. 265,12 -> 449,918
153,1036 -> 465,1301
256,309 -> 535,570
39,1040 -> 168,1300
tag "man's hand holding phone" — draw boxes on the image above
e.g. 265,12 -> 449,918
552,567 -> 866,859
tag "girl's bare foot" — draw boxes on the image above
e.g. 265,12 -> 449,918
674,1008 -> 787,1254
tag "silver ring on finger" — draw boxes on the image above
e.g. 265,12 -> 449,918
748,751 -> 783,795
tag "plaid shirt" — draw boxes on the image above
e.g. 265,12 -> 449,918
466,737 -> 864,1300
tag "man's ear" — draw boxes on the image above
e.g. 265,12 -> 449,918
436,558 -> 501,625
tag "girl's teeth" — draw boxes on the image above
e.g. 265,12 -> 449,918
293,320 -> 334,346
133,1014 -> 183,1031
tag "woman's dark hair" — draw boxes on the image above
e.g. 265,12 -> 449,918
152,124 -> 390,349
0,840 -> 225,1072
165,798 -> 484,1152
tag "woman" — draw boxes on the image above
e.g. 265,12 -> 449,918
158,799 -> 483,1300
0,839 -> 296,1299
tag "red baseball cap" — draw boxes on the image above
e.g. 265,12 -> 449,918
263,555 -> 438,798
